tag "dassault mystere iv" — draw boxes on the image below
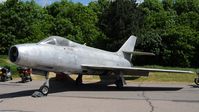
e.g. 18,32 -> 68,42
9,35 -> 194,96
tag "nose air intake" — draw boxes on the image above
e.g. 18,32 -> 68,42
9,46 -> 19,62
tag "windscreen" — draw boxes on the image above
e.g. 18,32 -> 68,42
39,36 -> 69,46
39,37 -> 56,45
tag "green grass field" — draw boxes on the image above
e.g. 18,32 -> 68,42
132,65 -> 198,83
0,55 -> 198,83
124,72 -> 196,83
0,55 -> 19,77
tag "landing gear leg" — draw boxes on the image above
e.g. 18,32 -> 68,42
194,72 -> 199,85
32,72 -> 50,97
39,79 -> 49,96
195,78 -> 199,85
115,72 -> 126,89
76,74 -> 83,85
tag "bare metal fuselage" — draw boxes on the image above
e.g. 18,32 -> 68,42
10,43 -> 131,75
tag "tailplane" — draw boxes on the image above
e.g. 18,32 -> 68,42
117,35 -> 155,62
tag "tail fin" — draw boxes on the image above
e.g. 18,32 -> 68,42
117,35 -> 137,61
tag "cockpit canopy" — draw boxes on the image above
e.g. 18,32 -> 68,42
39,36 -> 70,46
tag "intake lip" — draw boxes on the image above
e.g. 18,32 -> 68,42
9,46 -> 19,62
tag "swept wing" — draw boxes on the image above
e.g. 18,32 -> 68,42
81,64 -> 194,76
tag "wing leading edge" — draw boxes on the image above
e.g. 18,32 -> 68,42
81,64 -> 194,76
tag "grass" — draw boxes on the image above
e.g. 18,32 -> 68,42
125,73 -> 196,83
0,55 -> 18,77
129,65 -> 198,83
0,55 -> 198,83
80,72 -> 197,84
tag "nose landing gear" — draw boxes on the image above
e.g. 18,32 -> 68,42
32,72 -> 50,97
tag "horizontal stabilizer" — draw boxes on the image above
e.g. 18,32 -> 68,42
123,51 -> 155,56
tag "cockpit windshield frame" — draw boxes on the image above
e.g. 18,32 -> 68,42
39,38 -> 57,45
38,36 -> 70,46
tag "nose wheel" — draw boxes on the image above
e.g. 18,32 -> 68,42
39,85 -> 49,96
32,72 -> 50,97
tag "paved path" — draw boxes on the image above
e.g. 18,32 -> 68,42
0,79 -> 199,112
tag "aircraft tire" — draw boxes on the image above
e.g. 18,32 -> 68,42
75,75 -> 82,85
30,77 -> 32,81
194,78 -> 199,85
39,85 -> 49,96
76,79 -> 82,85
115,79 -> 123,89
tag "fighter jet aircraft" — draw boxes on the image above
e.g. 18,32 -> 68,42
9,35 -> 194,96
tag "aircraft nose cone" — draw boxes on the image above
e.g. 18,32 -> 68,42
9,46 -> 19,62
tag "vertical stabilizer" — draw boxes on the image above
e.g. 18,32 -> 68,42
117,35 -> 137,61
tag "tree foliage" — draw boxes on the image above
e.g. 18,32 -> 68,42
136,0 -> 199,67
0,0 -> 199,67
99,0 -> 144,51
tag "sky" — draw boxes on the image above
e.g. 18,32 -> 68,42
0,0 -> 144,6
34,0 -> 94,6
0,0 -> 6,3
0,0 -> 94,5
36,0 -> 144,6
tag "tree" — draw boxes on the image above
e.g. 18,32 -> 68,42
138,0 -> 199,67
174,0 -> 199,15
100,0 -> 144,51
0,0 -> 53,54
47,0 -> 104,46
0,0 -> 199,67
161,25 -> 196,67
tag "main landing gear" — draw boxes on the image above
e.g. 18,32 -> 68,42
115,73 -> 126,89
32,72 -> 49,97
75,72 -> 126,89
76,74 -> 83,85
194,71 -> 199,85
195,78 -> 199,85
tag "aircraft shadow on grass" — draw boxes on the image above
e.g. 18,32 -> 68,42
0,75 -> 183,99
